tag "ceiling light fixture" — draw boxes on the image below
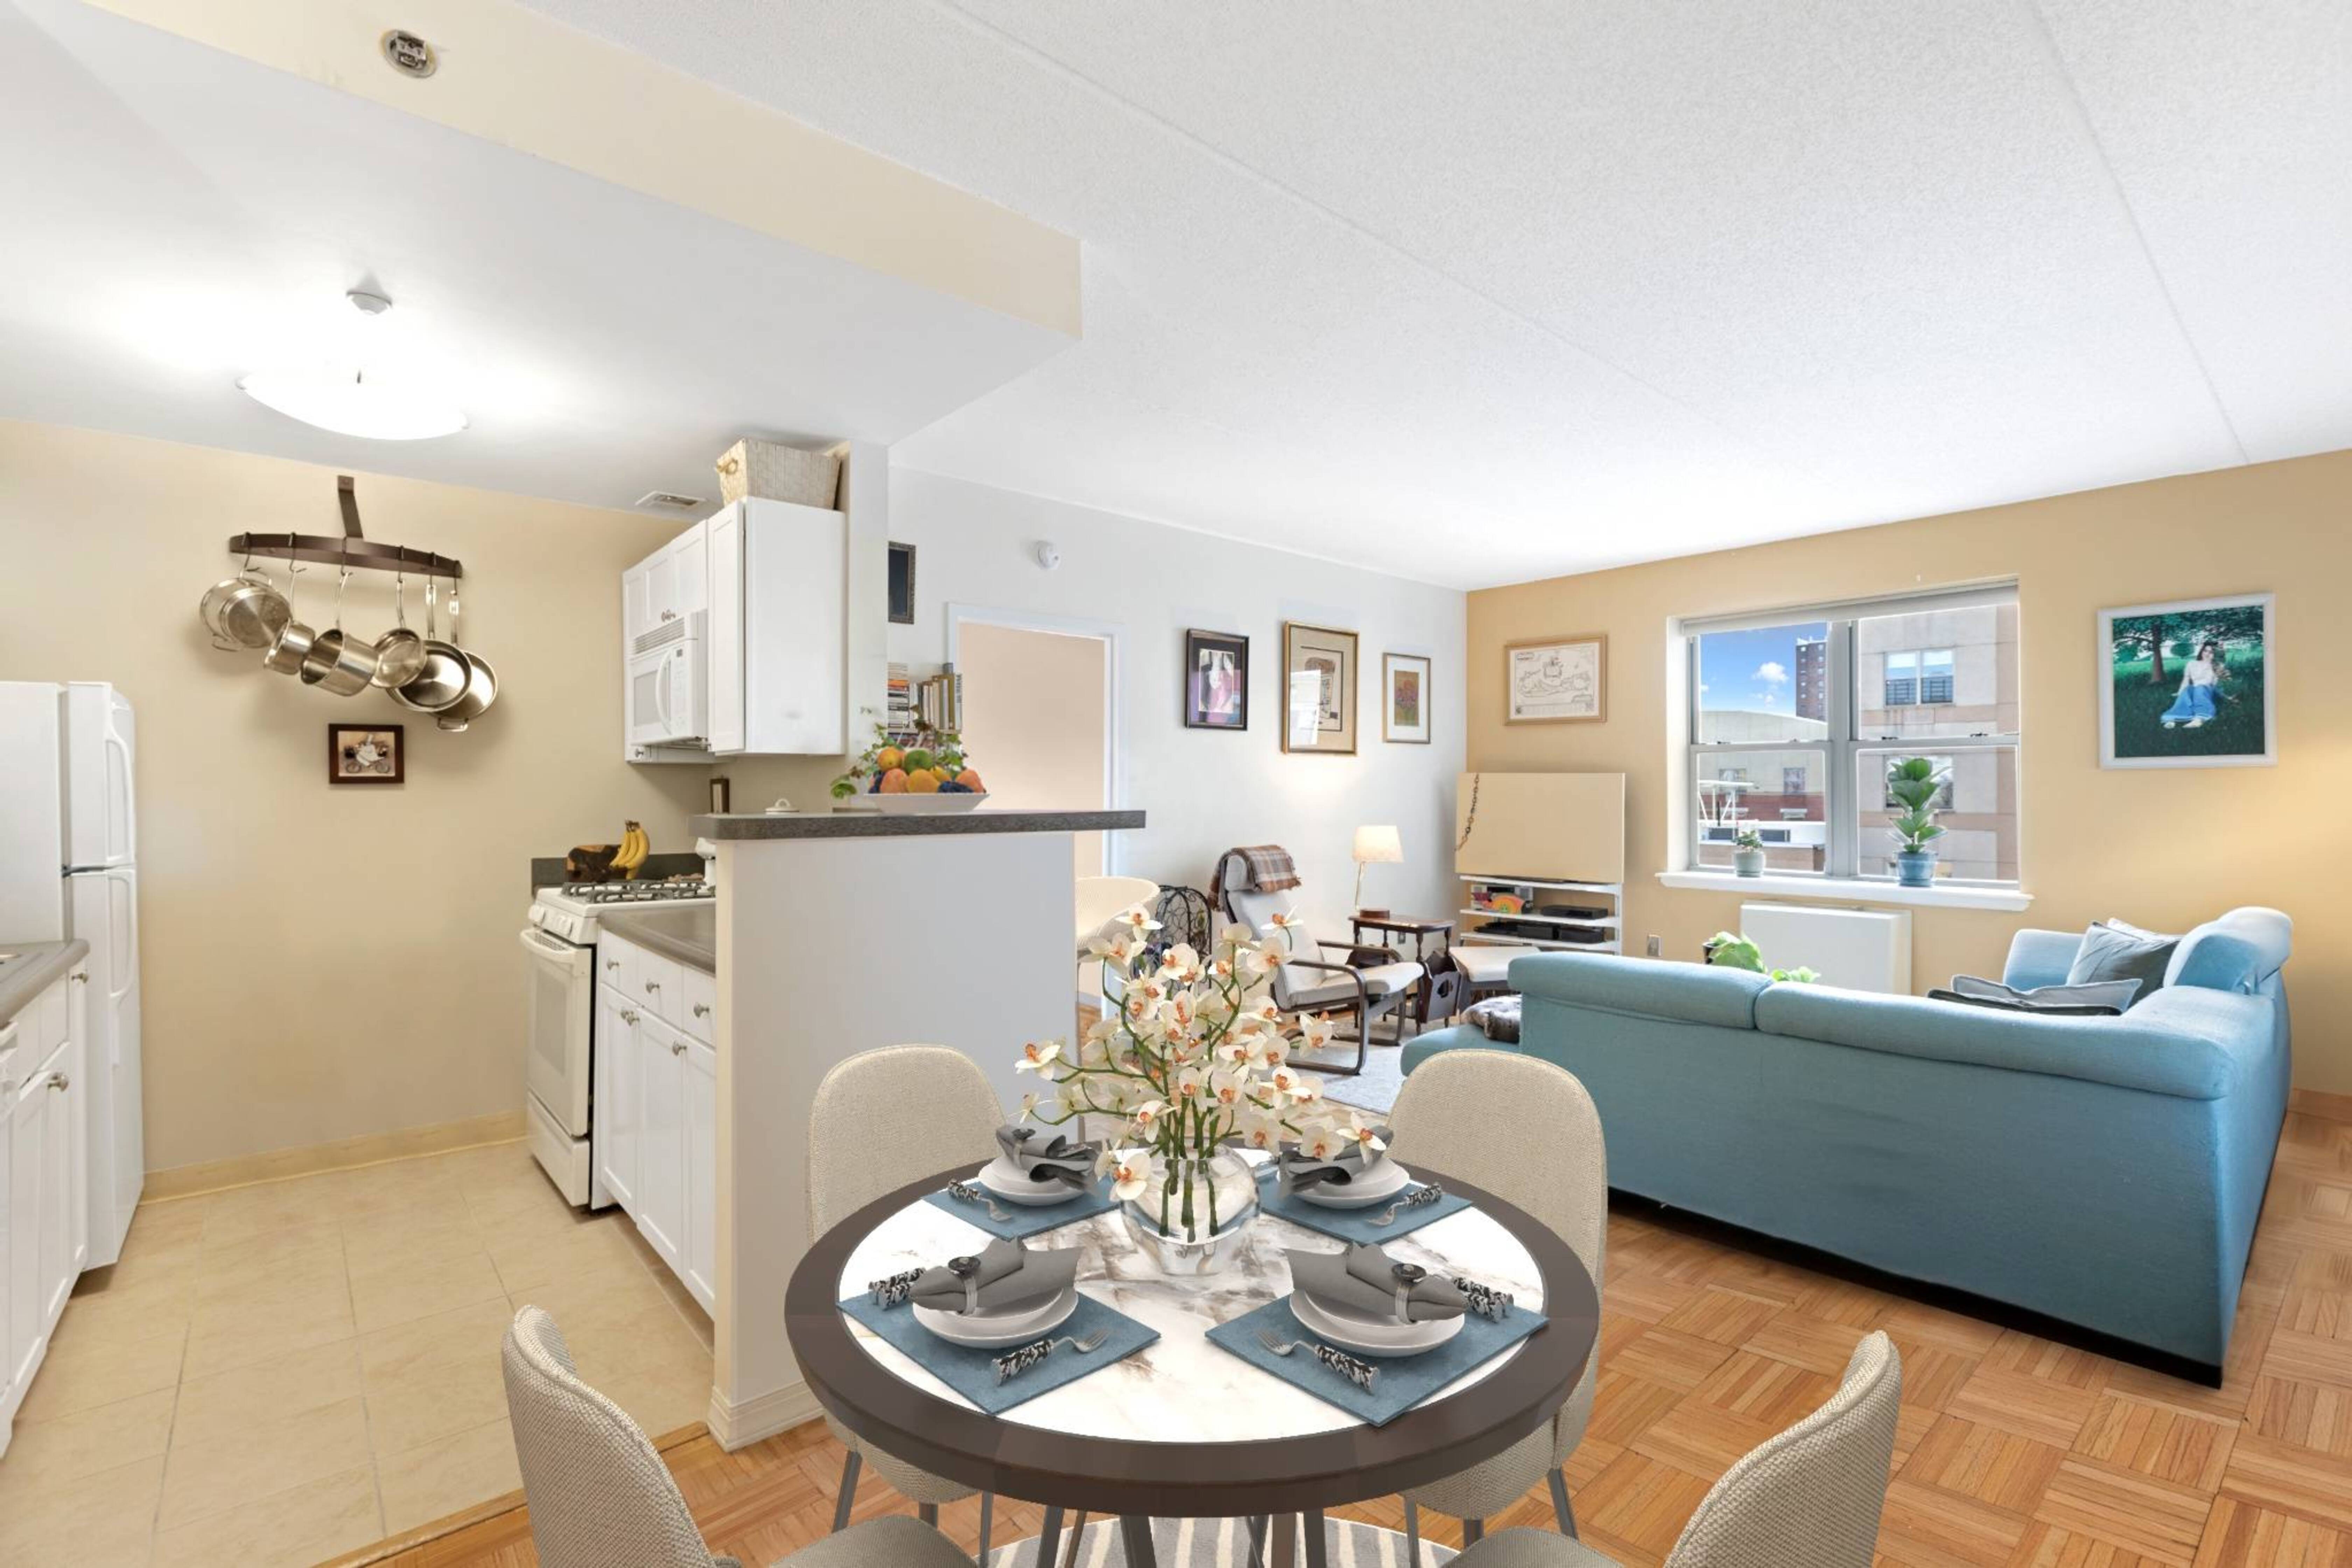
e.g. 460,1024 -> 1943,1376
238,290 -> 468,441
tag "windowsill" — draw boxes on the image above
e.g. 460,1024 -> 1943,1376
1655,870 -> 2034,913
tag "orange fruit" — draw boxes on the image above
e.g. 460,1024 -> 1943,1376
878,768 -> 910,794
906,769 -> 943,794
955,769 -> 984,792
875,746 -> 904,772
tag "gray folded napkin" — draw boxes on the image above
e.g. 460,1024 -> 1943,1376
996,1125 -> 1099,1188
912,1238 -> 1080,1316
1277,1138 -> 1391,1196
1288,1243 -> 1468,1325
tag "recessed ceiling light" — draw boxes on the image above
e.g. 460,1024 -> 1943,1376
238,289 -> 467,441
239,367 -> 468,440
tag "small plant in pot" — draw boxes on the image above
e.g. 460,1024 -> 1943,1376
1731,828 -> 1766,878
1886,756 -> 1949,888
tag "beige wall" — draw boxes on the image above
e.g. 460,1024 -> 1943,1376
1468,449 -> 2351,1091
955,621 -> 1109,880
0,422 -> 706,1172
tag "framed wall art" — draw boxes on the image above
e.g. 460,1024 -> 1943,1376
1184,629 -> 1249,730
1383,652 -> 1431,744
328,723 -> 404,785
1505,633 -> 1606,725
1282,622 -> 1357,754
2098,593 -> 2274,768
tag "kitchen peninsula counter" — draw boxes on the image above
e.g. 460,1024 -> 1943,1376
702,806 -> 1143,1451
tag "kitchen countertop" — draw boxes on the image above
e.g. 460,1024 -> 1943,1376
691,808 -> 1144,841
595,905 -> 714,972
0,939 -> 89,1029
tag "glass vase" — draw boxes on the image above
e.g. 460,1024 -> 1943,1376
1119,1147 -> 1259,1276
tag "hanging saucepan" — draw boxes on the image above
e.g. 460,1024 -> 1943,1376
260,548 -> 318,675
388,577 -> 473,713
369,574 -> 428,689
433,649 -> 498,731
300,555 -> 379,697
199,565 -> 290,652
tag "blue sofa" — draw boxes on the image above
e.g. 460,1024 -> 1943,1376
1403,909 -> 2293,1377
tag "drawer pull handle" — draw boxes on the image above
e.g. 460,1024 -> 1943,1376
605,959 -> 620,971
691,1004 -> 710,1018
46,1072 -> 69,1091
620,1009 -> 639,1025
671,1041 -> 686,1056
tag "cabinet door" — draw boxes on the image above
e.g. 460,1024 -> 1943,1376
669,525 -> 709,621
634,1015 -> 685,1271
706,507 -> 744,754
38,1037 -> 82,1320
0,1064 -> 13,1413
644,549 -> 680,632
682,1037 -> 716,1313
622,562 -> 654,651
7,1074 -> 45,1397
594,990 -> 639,1216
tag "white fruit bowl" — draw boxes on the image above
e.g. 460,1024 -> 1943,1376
847,792 -> 989,815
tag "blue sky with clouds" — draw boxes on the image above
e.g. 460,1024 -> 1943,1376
1696,622 -> 1826,712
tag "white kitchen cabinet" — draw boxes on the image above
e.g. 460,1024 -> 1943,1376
1,965 -> 87,1454
682,1036 -> 716,1313
704,498 -> 848,757
594,985 -> 640,1216
626,522 -> 709,647
634,1011 -> 687,1272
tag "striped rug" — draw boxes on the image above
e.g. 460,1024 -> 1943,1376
985,1516 -> 1454,1566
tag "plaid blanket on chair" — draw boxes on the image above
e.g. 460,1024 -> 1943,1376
1212,845 -> 1301,910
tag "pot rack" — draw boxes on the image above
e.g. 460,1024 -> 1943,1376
227,474 -> 464,579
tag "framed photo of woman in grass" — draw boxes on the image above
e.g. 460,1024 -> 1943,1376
2098,593 -> 2274,768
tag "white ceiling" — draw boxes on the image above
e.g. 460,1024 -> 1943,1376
513,0 -> 2352,588
0,0 -> 1070,517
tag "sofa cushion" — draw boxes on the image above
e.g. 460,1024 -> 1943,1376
2168,907 -> 2293,993
1754,982 -> 2256,1099
1512,953 -> 1770,1030
2066,920 -> 2178,1003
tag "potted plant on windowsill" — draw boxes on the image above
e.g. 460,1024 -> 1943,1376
1886,756 -> 1949,888
1731,829 -> 1766,878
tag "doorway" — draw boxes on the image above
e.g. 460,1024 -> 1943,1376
947,607 -> 1121,878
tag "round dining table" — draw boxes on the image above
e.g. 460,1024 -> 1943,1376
784,1160 -> 1601,1568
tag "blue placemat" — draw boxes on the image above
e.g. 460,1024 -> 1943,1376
839,1289 -> 1158,1415
1254,1166 -> 1472,1244
921,1179 -> 1117,1240
1205,1294 -> 1546,1428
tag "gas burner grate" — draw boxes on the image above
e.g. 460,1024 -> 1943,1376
572,881 -> 713,904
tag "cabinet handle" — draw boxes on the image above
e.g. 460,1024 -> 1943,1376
620,1009 -> 639,1025
70,971 -> 89,985
644,980 -> 661,993
671,1041 -> 686,1056
47,1072 -> 69,1091
605,959 -> 621,971
691,1003 -> 710,1018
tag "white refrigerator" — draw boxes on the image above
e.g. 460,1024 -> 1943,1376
0,682 -> 141,1266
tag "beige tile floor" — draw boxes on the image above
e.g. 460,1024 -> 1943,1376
0,1139 -> 714,1568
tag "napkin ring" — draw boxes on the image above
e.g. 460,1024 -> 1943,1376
1453,1277 -> 1514,1321
868,1268 -> 922,1308
949,1254 -> 982,1315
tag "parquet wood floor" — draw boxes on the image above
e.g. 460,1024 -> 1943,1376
347,1104 -> 2352,1568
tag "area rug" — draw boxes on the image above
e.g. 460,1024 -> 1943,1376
1318,1041 -> 1408,1118
985,1516 -> 1453,1566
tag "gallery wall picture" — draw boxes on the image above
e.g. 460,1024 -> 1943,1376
887,541 -> 917,625
1383,652 -> 1432,744
1184,629 -> 1249,730
2098,593 -> 2275,768
1282,621 -> 1358,755
328,723 -> 404,784
1505,634 -> 1606,724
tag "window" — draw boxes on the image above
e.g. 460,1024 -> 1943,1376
1687,589 -> 2018,885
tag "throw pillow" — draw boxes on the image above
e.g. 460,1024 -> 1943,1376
2064,919 -> 2178,1005
1927,989 -> 2126,1018
1465,994 -> 1523,1044
1946,974 -> 2142,1012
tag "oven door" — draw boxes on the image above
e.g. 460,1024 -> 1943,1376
519,927 -> 593,1136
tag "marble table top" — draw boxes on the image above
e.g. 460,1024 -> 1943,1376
835,1167 -> 1546,1445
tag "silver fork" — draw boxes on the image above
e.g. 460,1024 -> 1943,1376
945,1181 -> 1013,1222
993,1327 -> 1111,1382
1255,1327 -> 1379,1391
1370,1182 -> 1445,1226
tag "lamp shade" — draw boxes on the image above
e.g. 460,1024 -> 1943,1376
1352,825 -> 1404,865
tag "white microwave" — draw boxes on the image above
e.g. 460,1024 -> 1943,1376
627,613 -> 709,748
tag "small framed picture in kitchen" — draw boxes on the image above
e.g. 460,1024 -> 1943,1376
328,723 -> 404,785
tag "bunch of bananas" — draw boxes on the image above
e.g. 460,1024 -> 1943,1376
611,820 -> 650,880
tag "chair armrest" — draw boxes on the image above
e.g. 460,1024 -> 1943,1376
1279,957 -> 1372,1011
2002,928 -> 2085,992
1315,936 -> 1402,963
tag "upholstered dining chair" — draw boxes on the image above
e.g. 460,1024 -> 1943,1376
501,1306 -> 974,1568
1213,848 -> 1424,1075
809,1046 -> 1005,1561
1385,1050 -> 1607,1558
1440,1331 -> 1903,1568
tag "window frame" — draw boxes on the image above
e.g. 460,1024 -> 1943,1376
1685,593 -> 2018,885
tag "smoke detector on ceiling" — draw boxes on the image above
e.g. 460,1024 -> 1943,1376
636,491 -> 707,512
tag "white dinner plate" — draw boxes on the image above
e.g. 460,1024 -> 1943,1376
1294,1159 -> 1412,1209
1291,1288 -> 1462,1359
912,1283 -> 1079,1348
976,1157 -> 1091,1207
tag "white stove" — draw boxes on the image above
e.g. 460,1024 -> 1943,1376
529,878 -> 713,944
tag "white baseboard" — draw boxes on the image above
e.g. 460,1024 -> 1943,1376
706,1378 -> 821,1451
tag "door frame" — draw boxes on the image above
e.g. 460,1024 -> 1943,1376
945,603 -> 1125,876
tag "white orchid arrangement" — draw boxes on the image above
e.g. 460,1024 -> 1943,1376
1017,904 -> 1383,1242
